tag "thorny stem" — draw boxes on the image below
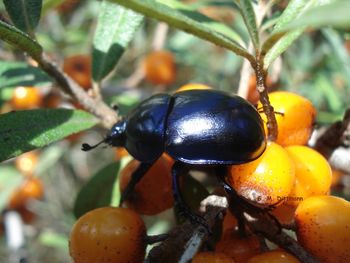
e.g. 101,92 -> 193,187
36,53 -> 119,129
251,54 -> 278,141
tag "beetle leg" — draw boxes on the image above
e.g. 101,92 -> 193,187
172,161 -> 209,231
119,161 -> 155,206
215,167 -> 247,235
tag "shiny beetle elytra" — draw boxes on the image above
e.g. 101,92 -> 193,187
83,89 -> 266,222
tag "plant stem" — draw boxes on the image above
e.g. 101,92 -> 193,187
37,53 -> 119,129
251,55 -> 278,141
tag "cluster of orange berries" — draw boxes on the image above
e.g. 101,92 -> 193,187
5,151 -> 44,224
69,85 -> 350,263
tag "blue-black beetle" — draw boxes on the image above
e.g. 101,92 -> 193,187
83,89 -> 266,222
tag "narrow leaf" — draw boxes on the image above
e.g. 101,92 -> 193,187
263,29 -> 304,69
0,20 -> 43,60
271,0 -> 314,33
110,0 -> 252,60
92,1 -> 144,81
281,1 -> 350,31
235,0 -> 259,50
4,0 -> 42,34
0,61 -> 50,89
0,109 -> 98,162
262,0 -> 322,69
74,162 -> 120,218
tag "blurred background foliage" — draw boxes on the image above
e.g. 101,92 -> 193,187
0,0 -> 349,262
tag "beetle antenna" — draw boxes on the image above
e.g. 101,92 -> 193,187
81,136 -> 111,151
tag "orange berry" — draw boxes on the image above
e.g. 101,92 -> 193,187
115,147 -> 129,161
43,92 -> 61,108
119,154 -> 174,215
285,146 -> 332,207
246,250 -> 300,263
258,91 -> 316,146
246,75 -> 274,105
17,206 -> 36,224
331,168 -> 344,186
295,195 -> 350,263
8,177 -> 44,209
216,229 -> 260,262
176,83 -> 212,92
15,151 -> 39,176
193,252 -> 236,263
270,203 -> 296,225
63,55 -> 92,90
69,207 -> 146,263
11,86 -> 42,109
229,142 -> 295,206
143,50 -> 176,85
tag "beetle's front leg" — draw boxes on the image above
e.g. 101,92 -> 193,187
119,161 -> 155,206
172,161 -> 209,230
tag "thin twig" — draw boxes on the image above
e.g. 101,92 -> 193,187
37,53 -> 119,129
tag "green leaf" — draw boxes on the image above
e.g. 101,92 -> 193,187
0,109 -> 98,162
0,166 -> 22,211
0,61 -> 51,89
281,1 -> 350,31
110,0 -> 252,60
92,1 -> 144,82
261,0 -> 319,69
235,0 -> 259,50
263,29 -> 304,69
3,0 -> 42,34
322,28 -> 350,90
261,0 -> 331,69
0,20 -> 43,60
73,162 -> 120,218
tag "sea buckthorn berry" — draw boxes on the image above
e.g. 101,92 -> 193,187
143,50 -> 176,85
270,203 -> 296,225
175,83 -> 212,92
63,55 -> 92,90
331,168 -> 344,186
192,251 -> 236,263
229,142 -> 295,206
285,146 -> 332,207
258,91 -> 316,146
11,86 -> 42,109
115,147 -> 129,161
216,229 -> 260,262
8,177 -> 44,209
69,207 -> 146,263
15,151 -> 39,176
43,92 -> 61,108
246,250 -> 300,263
119,154 -> 174,215
247,75 -> 274,105
295,195 -> 350,263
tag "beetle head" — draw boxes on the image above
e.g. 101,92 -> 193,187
81,120 -> 127,151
